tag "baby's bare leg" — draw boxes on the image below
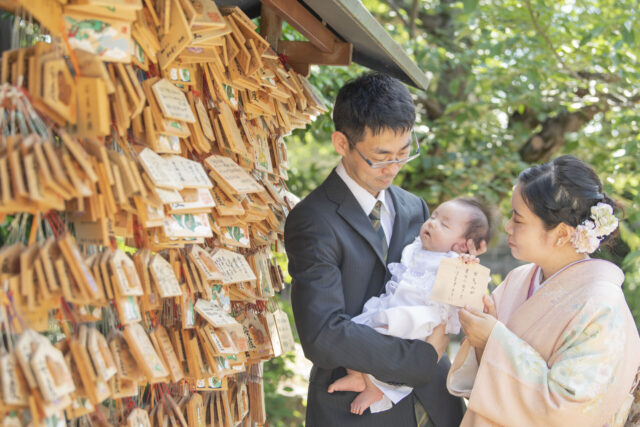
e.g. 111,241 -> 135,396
350,374 -> 383,415
327,369 -> 366,393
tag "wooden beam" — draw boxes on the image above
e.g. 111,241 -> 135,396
288,61 -> 310,77
260,4 -> 283,49
261,0 -> 336,53
278,40 -> 352,66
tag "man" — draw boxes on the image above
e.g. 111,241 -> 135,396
285,73 -> 472,426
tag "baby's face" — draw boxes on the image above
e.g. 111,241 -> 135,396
419,200 -> 472,252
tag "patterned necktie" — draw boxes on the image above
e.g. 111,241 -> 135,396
369,200 -> 389,262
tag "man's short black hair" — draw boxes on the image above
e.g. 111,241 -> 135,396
333,72 -> 415,144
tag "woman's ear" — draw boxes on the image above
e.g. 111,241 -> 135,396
554,223 -> 575,247
332,131 -> 350,157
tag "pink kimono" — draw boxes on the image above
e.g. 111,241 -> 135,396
448,259 -> 640,426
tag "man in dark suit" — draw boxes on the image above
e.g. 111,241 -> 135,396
285,73 -> 469,426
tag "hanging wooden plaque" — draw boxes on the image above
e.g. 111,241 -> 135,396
187,393 -> 206,427
110,249 -> 144,296
76,77 -> 111,137
204,155 -> 263,195
187,245 -> 223,283
127,408 -> 152,427
138,147 -> 184,190
158,0 -> 193,69
0,353 -> 29,407
162,214 -> 214,238
64,13 -> 133,62
108,331 -> 143,382
149,253 -> 183,298
30,343 -> 75,403
210,249 -> 256,285
123,322 -> 170,383
151,78 -> 196,123
57,233 -> 102,300
151,325 -> 184,383
194,299 -> 240,328
168,188 -> 216,214
87,327 -> 118,382
115,296 -> 142,325
273,309 -> 295,353
166,155 -> 213,188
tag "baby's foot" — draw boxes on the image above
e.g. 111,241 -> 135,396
350,387 -> 383,415
328,374 -> 366,393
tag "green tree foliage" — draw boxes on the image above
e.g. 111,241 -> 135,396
285,0 -> 640,325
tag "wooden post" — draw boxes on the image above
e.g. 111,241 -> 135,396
260,4 -> 282,50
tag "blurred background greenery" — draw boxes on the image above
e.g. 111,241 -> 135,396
267,0 -> 640,424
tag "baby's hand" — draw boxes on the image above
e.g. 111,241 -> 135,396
459,254 -> 479,265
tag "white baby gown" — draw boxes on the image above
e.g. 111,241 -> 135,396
351,236 -> 461,413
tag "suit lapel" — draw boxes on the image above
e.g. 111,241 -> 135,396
324,169 -> 387,265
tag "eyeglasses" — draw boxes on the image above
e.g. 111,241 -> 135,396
346,130 -> 421,169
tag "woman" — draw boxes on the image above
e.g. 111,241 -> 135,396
448,155 -> 640,426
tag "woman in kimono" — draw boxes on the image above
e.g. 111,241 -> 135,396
447,155 -> 640,426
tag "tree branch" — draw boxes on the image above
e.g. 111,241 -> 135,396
409,0 -> 419,38
518,104 -> 603,163
523,0 -> 582,81
385,0 -> 410,30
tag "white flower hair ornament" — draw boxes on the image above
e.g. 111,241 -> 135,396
570,202 -> 619,254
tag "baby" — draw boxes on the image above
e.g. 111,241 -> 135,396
328,197 -> 492,414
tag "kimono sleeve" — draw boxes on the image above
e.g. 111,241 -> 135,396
448,277 -> 508,397
466,297 -> 627,426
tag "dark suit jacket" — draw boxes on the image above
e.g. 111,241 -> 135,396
285,169 -> 464,426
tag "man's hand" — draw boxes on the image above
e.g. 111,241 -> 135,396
426,323 -> 449,361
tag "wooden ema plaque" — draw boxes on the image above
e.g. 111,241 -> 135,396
149,253 -> 183,298
87,327 -> 118,382
0,352 -> 29,407
430,257 -> 490,310
194,299 -> 240,328
264,312 -> 283,358
15,329 -> 49,389
168,188 -> 216,214
166,155 -> 213,188
187,392 -> 206,427
152,78 -> 196,122
188,245 -> 223,283
30,341 -> 75,403
138,148 -> 184,190
235,311 -> 271,354
108,331 -> 143,382
204,154 -> 263,195
123,322 -> 170,383
151,325 -> 184,382
110,249 -> 144,296
273,310 -> 295,354
57,233 -> 102,301
209,248 -> 256,285
127,408 -> 151,427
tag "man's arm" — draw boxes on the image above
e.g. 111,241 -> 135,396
285,205 -> 439,388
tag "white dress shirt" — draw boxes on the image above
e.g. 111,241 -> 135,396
336,161 -> 395,245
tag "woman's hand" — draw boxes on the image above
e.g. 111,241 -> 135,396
459,253 -> 479,265
459,295 -> 498,350
467,238 -> 488,256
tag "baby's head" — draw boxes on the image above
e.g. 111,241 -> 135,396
419,197 -> 493,253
